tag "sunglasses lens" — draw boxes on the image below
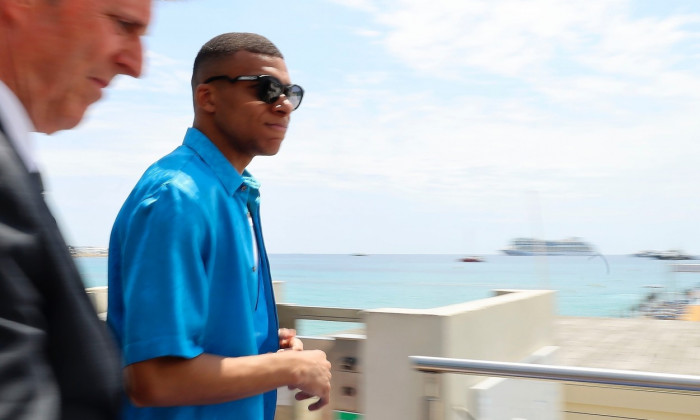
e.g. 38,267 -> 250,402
259,77 -> 284,104
287,85 -> 304,110
258,76 -> 304,110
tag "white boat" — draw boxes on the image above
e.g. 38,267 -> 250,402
633,250 -> 696,260
500,237 -> 596,256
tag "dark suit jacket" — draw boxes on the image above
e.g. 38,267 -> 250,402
0,128 -> 122,419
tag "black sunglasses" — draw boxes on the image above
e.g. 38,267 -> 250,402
203,74 -> 304,110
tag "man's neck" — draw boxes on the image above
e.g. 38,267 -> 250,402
192,122 -> 253,174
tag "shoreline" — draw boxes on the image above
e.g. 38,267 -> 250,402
68,246 -> 107,258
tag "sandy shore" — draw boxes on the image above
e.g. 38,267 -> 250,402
69,247 -> 108,258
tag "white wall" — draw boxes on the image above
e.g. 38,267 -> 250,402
362,290 -> 557,420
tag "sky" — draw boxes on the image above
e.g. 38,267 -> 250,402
37,0 -> 700,255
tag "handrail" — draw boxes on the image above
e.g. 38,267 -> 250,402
277,304 -> 364,322
276,304 -> 365,332
410,356 -> 700,392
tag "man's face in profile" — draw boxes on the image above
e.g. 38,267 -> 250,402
17,0 -> 152,133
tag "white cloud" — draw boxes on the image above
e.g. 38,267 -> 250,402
326,0 -> 377,13
111,50 -> 192,95
353,28 -> 382,38
364,1 -> 700,93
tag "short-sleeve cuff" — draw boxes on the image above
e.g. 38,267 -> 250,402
123,335 -> 204,366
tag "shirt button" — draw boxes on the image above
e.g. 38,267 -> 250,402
252,266 -> 257,272
241,185 -> 247,191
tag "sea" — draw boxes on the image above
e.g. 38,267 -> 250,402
74,254 -> 700,335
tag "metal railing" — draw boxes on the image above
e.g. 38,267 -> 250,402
410,356 -> 700,392
411,356 -> 700,420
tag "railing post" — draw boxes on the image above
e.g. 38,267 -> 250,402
276,304 -> 298,331
421,372 -> 443,420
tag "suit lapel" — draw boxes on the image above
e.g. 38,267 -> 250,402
0,128 -> 44,195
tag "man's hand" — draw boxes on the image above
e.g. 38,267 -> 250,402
278,328 -> 303,351
284,349 -> 331,410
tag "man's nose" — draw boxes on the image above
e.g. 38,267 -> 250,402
116,37 -> 144,78
273,95 -> 295,114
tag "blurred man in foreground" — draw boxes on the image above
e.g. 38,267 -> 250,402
108,32 -> 331,419
0,0 -> 152,418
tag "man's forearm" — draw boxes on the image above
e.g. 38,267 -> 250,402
126,349 -> 330,408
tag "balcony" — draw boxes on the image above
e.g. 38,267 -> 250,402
85,285 -> 700,419
274,287 -> 700,420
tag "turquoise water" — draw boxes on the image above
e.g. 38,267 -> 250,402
76,254 -> 700,320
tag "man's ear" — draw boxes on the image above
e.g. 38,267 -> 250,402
194,84 -> 217,113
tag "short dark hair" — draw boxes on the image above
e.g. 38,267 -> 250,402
191,32 -> 283,90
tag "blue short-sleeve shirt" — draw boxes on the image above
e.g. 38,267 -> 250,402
108,127 -> 279,420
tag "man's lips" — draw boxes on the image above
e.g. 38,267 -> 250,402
266,122 -> 288,131
90,77 -> 109,89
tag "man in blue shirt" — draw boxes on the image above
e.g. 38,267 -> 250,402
108,33 -> 331,420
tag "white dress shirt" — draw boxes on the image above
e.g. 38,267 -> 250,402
0,80 -> 38,173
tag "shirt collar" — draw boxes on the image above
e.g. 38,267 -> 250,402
0,80 -> 39,172
183,127 -> 260,196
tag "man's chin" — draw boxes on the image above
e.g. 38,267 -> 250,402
260,149 -> 282,157
260,140 -> 284,156
39,108 -> 89,135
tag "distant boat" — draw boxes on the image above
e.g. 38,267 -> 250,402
458,256 -> 484,262
654,250 -> 696,260
633,250 -> 658,258
633,250 -> 696,260
500,237 -> 596,256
